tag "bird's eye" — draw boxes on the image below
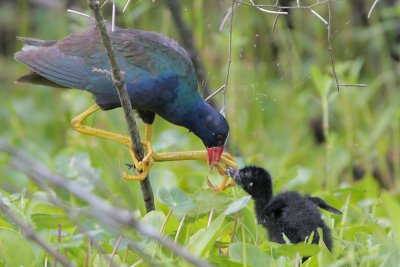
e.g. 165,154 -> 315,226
249,182 -> 253,187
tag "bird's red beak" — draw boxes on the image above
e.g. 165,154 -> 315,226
207,147 -> 224,168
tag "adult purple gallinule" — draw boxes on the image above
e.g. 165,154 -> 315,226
15,27 -> 236,191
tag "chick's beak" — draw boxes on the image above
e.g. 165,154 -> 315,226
224,167 -> 240,180
207,146 -> 224,168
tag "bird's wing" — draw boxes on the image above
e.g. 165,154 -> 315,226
14,34 -> 97,90
262,199 -> 287,217
15,27 -> 196,94
110,29 -> 196,83
308,197 -> 342,215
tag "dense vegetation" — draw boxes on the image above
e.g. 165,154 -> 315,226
0,0 -> 399,266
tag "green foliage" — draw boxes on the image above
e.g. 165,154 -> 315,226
229,242 -> 272,266
158,187 -> 195,214
0,228 -> 38,267
1,0 -> 399,266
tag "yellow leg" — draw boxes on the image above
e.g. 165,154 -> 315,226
71,104 -> 131,145
71,104 -> 153,180
144,123 -> 152,142
152,150 -> 237,191
71,104 -> 237,190
122,123 -> 154,180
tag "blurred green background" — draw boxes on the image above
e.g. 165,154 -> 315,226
0,0 -> 399,266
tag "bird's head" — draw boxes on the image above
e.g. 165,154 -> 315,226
226,166 -> 272,199
186,102 -> 229,168
203,115 -> 229,168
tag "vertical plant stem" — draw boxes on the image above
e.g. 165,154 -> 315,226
87,0 -> 155,212
322,93 -> 331,189
241,217 -> 247,267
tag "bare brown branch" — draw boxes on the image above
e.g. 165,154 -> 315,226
87,0 -> 154,212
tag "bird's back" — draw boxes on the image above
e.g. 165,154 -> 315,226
261,192 -> 332,249
15,27 -> 199,110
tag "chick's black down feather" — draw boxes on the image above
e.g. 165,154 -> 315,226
228,166 -> 341,251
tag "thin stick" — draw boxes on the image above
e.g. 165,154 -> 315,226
174,213 -> 187,243
67,9 -> 94,20
87,0 -> 155,212
272,12 -> 281,31
368,0 -> 380,18
235,0 -> 328,10
123,0 -> 132,12
339,83 -> 367,87
207,208 -> 215,229
310,8 -> 328,25
249,0 -> 287,15
229,211 -> 239,243
221,0 -> 235,116
52,224 -> 63,267
109,236 -> 122,267
0,201 -> 73,267
327,0 -> 340,92
205,84 -> 225,102
111,0 -> 115,32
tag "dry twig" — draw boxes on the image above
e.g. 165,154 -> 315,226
87,0 -> 155,212
368,0 -> 380,18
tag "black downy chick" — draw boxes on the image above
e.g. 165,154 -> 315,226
226,166 -> 342,250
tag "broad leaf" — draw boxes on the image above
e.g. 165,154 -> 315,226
158,187 -> 194,214
188,214 -> 225,257
224,195 -> 251,215
0,227 -> 37,267
229,242 -> 272,267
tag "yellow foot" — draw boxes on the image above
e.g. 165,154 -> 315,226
123,140 -> 154,180
207,175 -> 235,192
206,160 -> 236,192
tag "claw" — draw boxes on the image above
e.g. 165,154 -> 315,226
207,163 -> 236,192
206,174 -> 235,192
206,159 -> 236,192
124,140 -> 154,180
123,170 -> 149,181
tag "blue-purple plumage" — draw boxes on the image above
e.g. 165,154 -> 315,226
15,27 -> 229,149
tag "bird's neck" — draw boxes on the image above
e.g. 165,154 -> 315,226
254,195 -> 272,216
180,101 -> 212,138
253,185 -> 273,218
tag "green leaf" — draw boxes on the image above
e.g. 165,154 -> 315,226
209,255 -> 243,267
317,228 -> 335,264
140,210 -> 166,232
382,192 -> 400,250
31,213 -> 75,229
157,187 -> 194,214
229,242 -> 272,267
93,254 -> 122,267
0,227 -> 37,267
189,189 -> 231,217
188,214 -> 225,257
52,238 -> 84,249
271,243 -> 320,258
224,196 -> 251,215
